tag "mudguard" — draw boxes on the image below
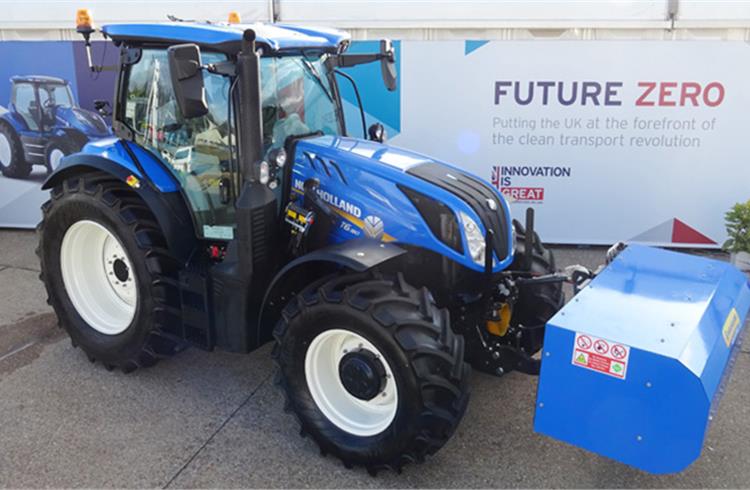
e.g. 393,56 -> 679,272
0,110 -> 29,133
42,147 -> 196,264
535,245 -> 750,474
257,239 -> 406,344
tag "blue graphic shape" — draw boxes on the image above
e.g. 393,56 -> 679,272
465,40 -> 489,55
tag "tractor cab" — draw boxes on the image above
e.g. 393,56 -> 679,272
9,76 -> 75,132
88,20 -> 394,243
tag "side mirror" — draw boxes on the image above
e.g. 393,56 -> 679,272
167,44 -> 208,119
368,122 -> 386,143
380,39 -> 397,92
93,99 -> 111,117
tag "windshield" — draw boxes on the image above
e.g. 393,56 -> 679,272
260,54 -> 341,152
38,83 -> 74,108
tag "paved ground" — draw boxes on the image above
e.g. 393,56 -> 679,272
1,229 -> 748,488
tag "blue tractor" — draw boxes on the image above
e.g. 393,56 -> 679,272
38,11 -> 749,475
0,75 -> 110,178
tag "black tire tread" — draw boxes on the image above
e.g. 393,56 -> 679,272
37,171 -> 182,373
272,271 -> 470,474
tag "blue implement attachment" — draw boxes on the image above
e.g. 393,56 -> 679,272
534,245 -> 750,474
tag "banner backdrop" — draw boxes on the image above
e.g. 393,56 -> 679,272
389,41 -> 750,247
1,38 -> 747,247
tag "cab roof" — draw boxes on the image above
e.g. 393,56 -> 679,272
102,22 -> 350,54
11,75 -> 68,85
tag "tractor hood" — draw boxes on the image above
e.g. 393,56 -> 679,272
56,107 -> 111,138
296,134 -> 477,183
290,135 -> 514,272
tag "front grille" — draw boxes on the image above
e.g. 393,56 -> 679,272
407,163 -> 509,261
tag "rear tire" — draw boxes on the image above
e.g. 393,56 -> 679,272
0,123 -> 32,179
273,272 -> 470,474
37,172 -> 183,372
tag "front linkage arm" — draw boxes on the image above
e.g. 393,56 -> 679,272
515,241 -> 628,294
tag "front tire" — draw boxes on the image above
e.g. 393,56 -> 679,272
37,172 -> 183,372
273,272 -> 470,474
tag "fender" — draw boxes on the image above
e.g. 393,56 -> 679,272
257,239 -> 406,345
0,112 -> 27,133
42,152 -> 197,265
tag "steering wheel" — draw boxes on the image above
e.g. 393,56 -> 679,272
41,99 -> 57,125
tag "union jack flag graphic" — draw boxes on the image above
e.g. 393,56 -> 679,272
490,166 -> 502,190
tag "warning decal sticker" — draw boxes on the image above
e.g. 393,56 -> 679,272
572,333 -> 630,380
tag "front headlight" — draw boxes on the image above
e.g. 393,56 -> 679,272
459,211 -> 486,265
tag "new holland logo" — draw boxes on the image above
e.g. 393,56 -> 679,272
363,215 -> 384,239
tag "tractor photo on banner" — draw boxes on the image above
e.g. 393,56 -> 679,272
0,41 -> 116,227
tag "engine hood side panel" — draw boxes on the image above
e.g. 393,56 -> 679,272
56,107 -> 112,138
291,135 -> 515,272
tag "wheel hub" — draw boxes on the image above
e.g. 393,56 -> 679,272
112,259 -> 130,282
49,148 -> 65,170
103,233 -> 136,306
338,349 -> 386,401
304,329 -> 398,436
0,133 -> 11,165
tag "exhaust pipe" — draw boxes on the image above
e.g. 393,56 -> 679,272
524,207 -> 534,270
237,29 -> 263,183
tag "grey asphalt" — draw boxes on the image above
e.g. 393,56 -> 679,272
1,229 -> 748,488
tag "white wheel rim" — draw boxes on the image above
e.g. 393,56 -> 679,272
60,220 -> 137,335
0,133 -> 11,165
49,148 -> 65,170
304,329 -> 398,436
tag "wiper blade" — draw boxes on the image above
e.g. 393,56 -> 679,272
298,58 -> 333,103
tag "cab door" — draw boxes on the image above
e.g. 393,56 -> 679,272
10,82 -> 47,164
10,82 -> 42,132
121,48 -> 238,240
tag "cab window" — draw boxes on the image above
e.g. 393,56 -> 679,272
38,84 -> 74,108
260,55 -> 340,152
123,48 -> 235,240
